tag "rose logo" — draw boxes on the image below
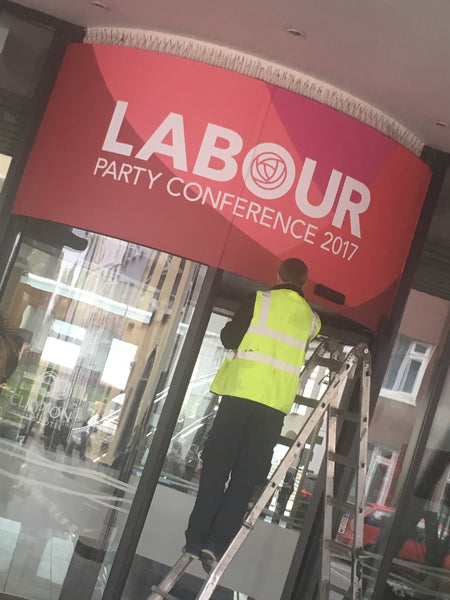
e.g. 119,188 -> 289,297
242,143 -> 296,199
251,152 -> 288,190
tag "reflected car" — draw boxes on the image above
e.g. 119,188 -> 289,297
337,503 -> 394,550
336,502 -> 450,569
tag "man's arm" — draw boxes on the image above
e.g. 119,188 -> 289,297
220,293 -> 256,349
311,313 -> 322,340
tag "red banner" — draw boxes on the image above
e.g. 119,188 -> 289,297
13,44 -> 431,329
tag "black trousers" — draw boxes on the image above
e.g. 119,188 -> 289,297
185,395 -> 284,556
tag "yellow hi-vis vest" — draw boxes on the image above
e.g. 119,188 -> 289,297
210,289 -> 321,414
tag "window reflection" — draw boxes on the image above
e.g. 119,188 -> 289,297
160,312 -> 228,494
0,220 -> 206,599
382,334 -> 434,404
361,292 -> 450,599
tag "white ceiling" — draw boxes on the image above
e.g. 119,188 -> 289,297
11,0 -> 450,154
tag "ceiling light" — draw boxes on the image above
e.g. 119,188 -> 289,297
434,120 -> 448,128
285,28 -> 306,39
90,1 -> 109,8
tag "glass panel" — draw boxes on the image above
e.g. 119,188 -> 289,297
362,290 -> 450,598
388,370 -> 449,598
367,391 -> 450,600
123,281 -> 343,600
160,312 -> 227,492
401,359 -> 421,394
414,343 -> 429,354
0,220 -> 206,599
383,335 -> 410,390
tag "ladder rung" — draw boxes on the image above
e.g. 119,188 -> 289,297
294,395 -> 320,408
330,407 -> 361,423
150,586 -> 178,600
314,357 -> 343,371
327,539 -> 354,558
326,496 -> 357,514
329,452 -> 357,468
329,581 -> 352,596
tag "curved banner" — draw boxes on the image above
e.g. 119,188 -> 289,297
13,44 -> 431,330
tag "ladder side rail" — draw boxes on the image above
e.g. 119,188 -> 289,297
290,420 -> 322,522
196,349 -> 361,600
230,350 -> 360,532
327,365 -> 360,540
320,406 -> 334,600
290,338 -> 339,513
281,350 -> 370,600
247,399 -> 330,527
296,338 -> 329,394
282,345 -> 366,600
351,351 -> 371,600
296,341 -> 344,508
353,352 -> 371,549
146,554 -> 193,600
319,366 -> 344,600
245,344 -> 359,532
328,345 -> 370,542
319,344 -> 371,600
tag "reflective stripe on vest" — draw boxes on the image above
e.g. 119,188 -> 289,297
234,349 -> 301,377
247,291 -> 307,351
233,291 -> 306,376
210,288 -> 321,413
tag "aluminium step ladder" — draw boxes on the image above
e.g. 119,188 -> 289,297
147,338 -> 371,600
320,341 -> 371,600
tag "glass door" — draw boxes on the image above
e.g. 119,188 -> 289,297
0,218 -> 207,600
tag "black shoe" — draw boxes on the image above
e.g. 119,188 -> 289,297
182,544 -> 201,559
200,548 -> 218,574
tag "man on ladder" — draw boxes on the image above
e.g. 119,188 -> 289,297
184,258 -> 321,573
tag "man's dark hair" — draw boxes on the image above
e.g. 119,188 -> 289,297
279,258 -> 308,288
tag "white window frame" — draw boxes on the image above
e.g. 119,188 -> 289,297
366,445 -> 400,505
381,336 -> 434,405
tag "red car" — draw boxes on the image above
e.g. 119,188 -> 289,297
336,502 -> 450,568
